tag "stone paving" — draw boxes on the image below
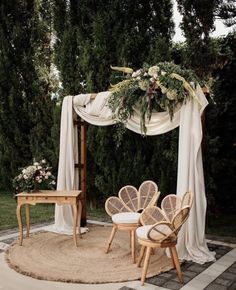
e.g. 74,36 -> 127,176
0,221 -> 236,290
143,243 -> 233,290
204,262 -> 236,290
117,243 -> 236,290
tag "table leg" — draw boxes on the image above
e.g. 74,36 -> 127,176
16,204 -> 23,246
72,204 -> 78,247
25,204 -> 30,237
77,200 -> 82,239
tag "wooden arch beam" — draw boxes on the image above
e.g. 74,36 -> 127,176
74,93 -> 97,226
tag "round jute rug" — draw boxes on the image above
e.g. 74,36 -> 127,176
6,225 -> 173,283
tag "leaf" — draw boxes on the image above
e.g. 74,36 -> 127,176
110,66 -> 133,74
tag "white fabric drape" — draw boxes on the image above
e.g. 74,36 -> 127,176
50,96 -> 80,234
53,85 -> 215,263
176,86 -> 215,263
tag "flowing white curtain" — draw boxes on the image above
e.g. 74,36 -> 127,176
52,85 -> 215,263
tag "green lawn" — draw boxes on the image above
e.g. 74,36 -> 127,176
0,192 -> 55,231
0,191 -> 109,231
1,191 -> 236,238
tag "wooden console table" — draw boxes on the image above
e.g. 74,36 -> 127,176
16,190 -> 82,247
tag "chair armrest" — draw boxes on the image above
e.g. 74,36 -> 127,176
147,221 -> 176,242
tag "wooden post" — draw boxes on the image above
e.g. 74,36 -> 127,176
80,119 -> 87,226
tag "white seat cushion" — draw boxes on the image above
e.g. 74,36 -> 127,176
137,224 -> 174,241
112,212 -> 140,224
136,225 -> 152,240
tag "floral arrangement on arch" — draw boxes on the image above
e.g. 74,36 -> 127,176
108,62 -> 200,135
13,159 -> 56,193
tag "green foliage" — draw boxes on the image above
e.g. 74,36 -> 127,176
108,62 -> 199,135
0,0 -> 56,189
87,125 -> 178,205
176,0 -> 220,78
204,32 -> 236,213
216,0 -> 236,27
52,0 -> 176,206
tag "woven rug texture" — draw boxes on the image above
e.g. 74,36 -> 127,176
6,225 -> 172,283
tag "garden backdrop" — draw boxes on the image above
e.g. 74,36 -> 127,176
0,0 -> 235,234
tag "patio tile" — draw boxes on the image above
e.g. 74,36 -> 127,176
162,281 -> 182,290
204,283 -> 228,290
214,277 -> 234,287
0,242 -> 10,251
228,281 -> 236,290
147,276 -> 168,286
1,237 -> 17,244
146,243 -> 234,289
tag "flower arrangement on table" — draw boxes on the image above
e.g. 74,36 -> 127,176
13,159 -> 56,193
108,62 -> 200,135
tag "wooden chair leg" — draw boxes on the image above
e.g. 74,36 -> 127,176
141,246 -> 152,286
131,230 -> 136,263
169,247 -> 175,268
129,230 -> 132,248
137,245 -> 146,267
170,246 -> 183,283
105,225 -> 117,253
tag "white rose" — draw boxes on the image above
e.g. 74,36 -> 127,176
46,171 -> 52,176
148,66 -> 159,76
23,174 -> 28,179
38,179 -> 42,183
34,162 -> 39,166
38,166 -> 42,170
41,159 -> 46,164
132,69 -> 141,78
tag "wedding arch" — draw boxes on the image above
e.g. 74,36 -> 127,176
51,65 -> 215,264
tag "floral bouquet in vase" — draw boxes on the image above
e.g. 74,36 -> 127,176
13,159 -> 56,193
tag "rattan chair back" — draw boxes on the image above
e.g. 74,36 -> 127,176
140,206 -> 166,225
118,185 -> 139,212
181,191 -> 193,208
172,206 -> 190,235
105,196 -> 132,217
161,194 -> 182,223
138,180 -> 159,210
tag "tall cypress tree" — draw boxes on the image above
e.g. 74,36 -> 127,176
0,0 -> 56,189
176,0 -> 219,77
204,33 -> 236,213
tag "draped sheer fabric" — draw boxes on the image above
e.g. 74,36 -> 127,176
51,85 -> 215,263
